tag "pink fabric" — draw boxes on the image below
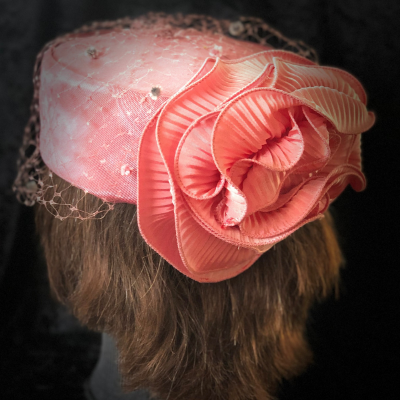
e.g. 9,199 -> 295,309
39,27 -> 375,282
39,27 -> 269,203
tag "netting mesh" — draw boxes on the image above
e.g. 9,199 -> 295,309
13,12 -> 318,221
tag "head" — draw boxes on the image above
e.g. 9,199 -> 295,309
35,170 -> 342,400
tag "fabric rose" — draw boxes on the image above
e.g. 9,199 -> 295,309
137,50 -> 375,282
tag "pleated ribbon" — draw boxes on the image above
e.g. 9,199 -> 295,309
137,50 -> 375,282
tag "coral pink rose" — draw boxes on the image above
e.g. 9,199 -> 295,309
138,50 -> 375,282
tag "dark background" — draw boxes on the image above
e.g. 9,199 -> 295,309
1,0 -> 399,399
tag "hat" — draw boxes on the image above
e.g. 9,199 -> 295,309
14,14 -> 374,282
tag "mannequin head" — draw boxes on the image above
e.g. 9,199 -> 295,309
35,170 -> 342,400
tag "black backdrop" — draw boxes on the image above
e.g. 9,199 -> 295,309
1,0 -> 399,399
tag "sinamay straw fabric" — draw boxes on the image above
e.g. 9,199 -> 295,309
13,12 -> 318,219
13,12 -> 374,282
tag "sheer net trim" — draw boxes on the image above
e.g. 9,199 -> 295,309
13,12 -> 318,220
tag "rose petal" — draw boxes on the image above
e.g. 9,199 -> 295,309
217,49 -> 317,108
137,111 -> 188,276
272,57 -> 367,104
253,49 -> 317,69
239,177 -> 327,238
251,108 -> 304,171
279,172 -> 306,194
213,89 -> 302,175
292,107 -> 331,173
320,133 -> 357,173
322,165 -> 366,200
307,193 -> 330,218
303,106 -> 330,142
229,160 -> 286,215
290,86 -> 375,134
175,112 -> 224,199
211,180 -> 248,226
186,57 -> 218,86
260,179 -> 305,213
174,190 -> 265,281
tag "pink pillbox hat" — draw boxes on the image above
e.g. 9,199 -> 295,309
15,15 -> 374,282
39,24 -> 271,204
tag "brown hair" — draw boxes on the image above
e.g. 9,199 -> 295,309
35,171 -> 343,400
